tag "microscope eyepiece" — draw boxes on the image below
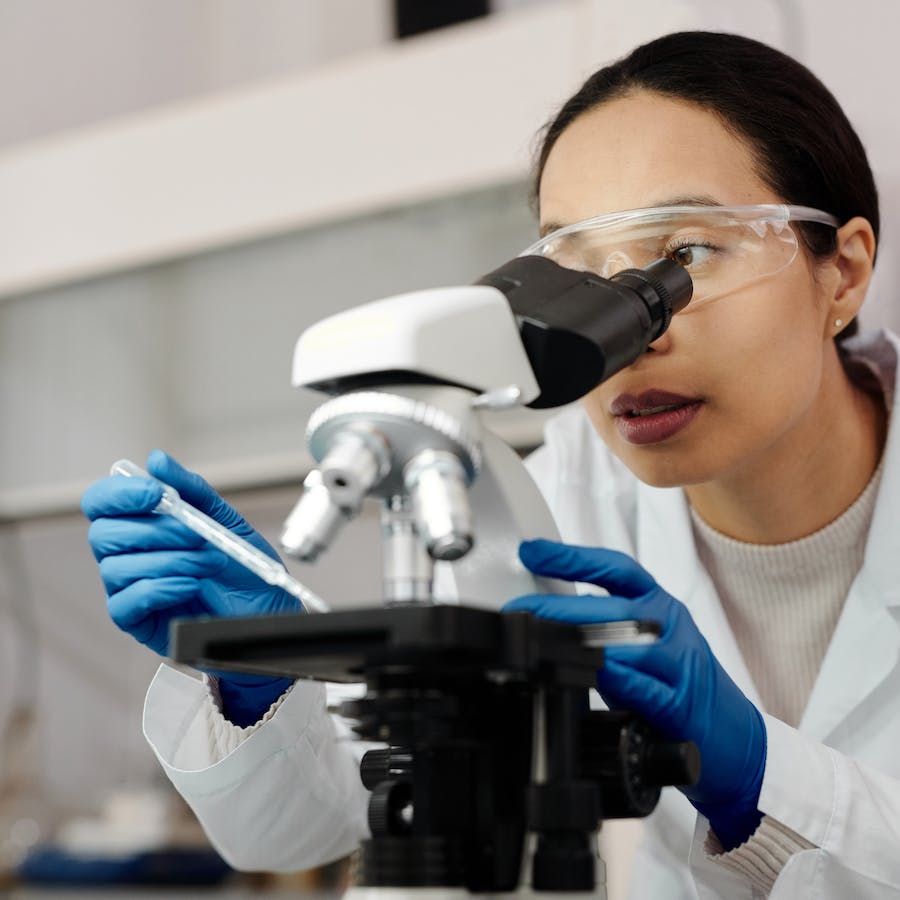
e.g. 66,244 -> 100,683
610,257 -> 693,341
477,255 -> 693,408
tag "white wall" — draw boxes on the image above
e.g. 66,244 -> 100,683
5,3 -> 899,504
800,1 -> 900,332
0,0 -> 791,510
0,0 -> 392,148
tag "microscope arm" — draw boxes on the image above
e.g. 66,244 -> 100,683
433,429 -> 574,607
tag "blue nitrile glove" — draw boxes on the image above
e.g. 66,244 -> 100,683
505,539 -> 766,850
82,450 -> 299,727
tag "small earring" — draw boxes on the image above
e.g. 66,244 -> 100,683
834,318 -> 844,329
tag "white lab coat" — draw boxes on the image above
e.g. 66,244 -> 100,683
144,330 -> 900,899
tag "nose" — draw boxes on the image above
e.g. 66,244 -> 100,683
646,321 -> 676,354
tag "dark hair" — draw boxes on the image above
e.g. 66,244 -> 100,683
533,31 -> 879,341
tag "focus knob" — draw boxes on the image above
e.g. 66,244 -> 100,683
360,747 -> 414,791
360,749 -> 392,790
644,739 -> 701,788
368,780 -> 414,837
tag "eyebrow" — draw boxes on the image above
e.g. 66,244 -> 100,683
539,194 -> 725,238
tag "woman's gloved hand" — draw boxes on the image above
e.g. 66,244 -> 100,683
504,539 -> 766,850
81,450 -> 299,726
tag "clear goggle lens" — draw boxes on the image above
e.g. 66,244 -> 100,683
521,205 -> 838,310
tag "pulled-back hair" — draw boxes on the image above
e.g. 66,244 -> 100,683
533,31 -> 879,341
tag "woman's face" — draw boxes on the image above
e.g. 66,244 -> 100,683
538,90 -> 839,487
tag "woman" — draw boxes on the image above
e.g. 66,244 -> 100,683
81,31 -> 899,898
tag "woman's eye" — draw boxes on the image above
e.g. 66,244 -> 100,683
668,242 -> 716,268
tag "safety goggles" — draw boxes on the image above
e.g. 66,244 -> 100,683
520,204 -> 840,309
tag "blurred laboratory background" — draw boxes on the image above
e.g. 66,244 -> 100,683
0,0 -> 898,895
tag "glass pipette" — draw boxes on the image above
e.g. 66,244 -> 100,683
110,459 -> 329,614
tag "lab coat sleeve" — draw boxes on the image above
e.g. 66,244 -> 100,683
691,713 -> 900,898
143,664 -> 370,872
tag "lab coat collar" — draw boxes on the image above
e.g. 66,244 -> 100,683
800,330 -> 900,742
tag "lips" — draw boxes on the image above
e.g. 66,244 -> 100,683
610,390 -> 704,445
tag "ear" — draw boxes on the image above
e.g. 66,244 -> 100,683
824,216 -> 876,337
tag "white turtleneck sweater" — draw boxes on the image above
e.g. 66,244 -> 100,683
690,457 -> 884,729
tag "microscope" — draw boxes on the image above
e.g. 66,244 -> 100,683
173,253 -> 698,898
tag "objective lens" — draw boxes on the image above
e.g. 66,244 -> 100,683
319,429 -> 390,512
280,470 -> 345,561
281,428 -> 391,562
404,450 -> 474,562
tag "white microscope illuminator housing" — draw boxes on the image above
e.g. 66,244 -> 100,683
291,285 -> 541,404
